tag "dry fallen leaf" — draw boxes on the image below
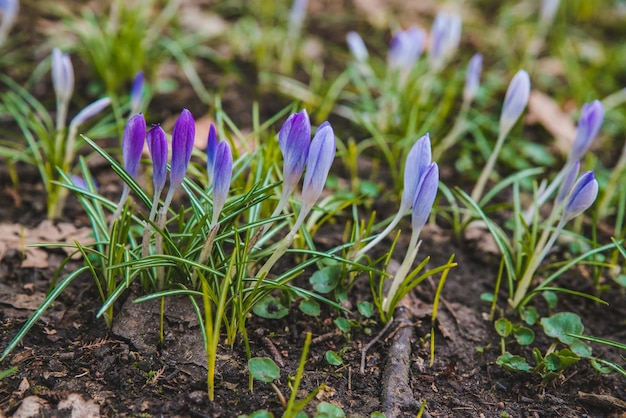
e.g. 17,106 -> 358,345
0,221 -> 93,269
526,90 -> 577,157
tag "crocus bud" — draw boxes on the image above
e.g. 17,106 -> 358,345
170,108 -> 195,190
556,159 -> 580,204
411,162 -> 439,234
499,69 -> 531,136
569,100 -> 603,163
122,113 -> 147,179
211,141 -> 233,225
147,125 -> 168,193
288,0 -> 307,34
51,48 -> 75,106
206,124 -> 218,186
563,171 -> 598,222
429,11 -> 462,72
279,109 -> 311,196
387,26 -> 426,73
0,0 -> 19,44
540,0 -> 560,26
346,31 -> 369,63
463,53 -> 483,104
70,97 -> 111,127
301,122 -> 336,209
401,134 -> 432,213
130,71 -> 145,115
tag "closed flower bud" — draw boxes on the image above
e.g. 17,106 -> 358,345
301,122 -> 335,209
147,125 -> 168,193
388,26 -> 426,73
411,162 -> 439,234
279,109 -> 311,196
463,53 -> 483,104
122,113 -> 147,179
0,0 -> 19,43
346,31 -> 369,63
170,108 -> 195,190
499,69 -> 531,136
569,100 -> 603,163
563,171 -> 598,222
211,141 -> 233,225
401,134 -> 432,213
130,71 -> 145,115
429,11 -> 462,72
51,48 -> 74,105
206,123 -> 218,186
70,97 -> 111,127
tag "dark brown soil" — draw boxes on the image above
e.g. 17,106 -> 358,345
1,1 -> 625,417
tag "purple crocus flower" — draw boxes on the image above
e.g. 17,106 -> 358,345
122,113 -> 147,179
170,108 -> 195,190
411,162 -> 439,234
463,53 -> 483,104
346,31 -> 369,63
147,125 -> 168,194
387,26 -> 426,73
563,171 -> 598,221
279,109 -> 311,197
0,0 -> 19,43
429,12 -> 462,72
130,71 -> 144,114
301,122 -> 335,209
211,141 -> 233,225
401,134 -> 432,213
556,159 -> 580,204
51,48 -> 74,106
70,97 -> 111,127
499,69 -> 531,135
569,100 -> 603,162
206,123 -> 218,186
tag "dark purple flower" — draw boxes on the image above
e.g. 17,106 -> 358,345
279,109 -> 311,196
170,108 -> 195,190
122,113 -> 147,179
206,123 -> 218,186
147,125 -> 168,193
212,141 -> 233,224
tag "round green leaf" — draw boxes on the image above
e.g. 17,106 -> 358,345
540,312 -> 584,345
325,350 -> 343,366
542,291 -> 558,309
334,317 -> 351,333
309,265 -> 342,294
513,327 -> 535,345
357,301 -> 374,318
248,357 -> 280,383
253,295 -> 289,319
480,292 -> 494,303
569,340 -> 592,358
496,352 -> 531,372
316,402 -> 346,418
520,306 -> 539,326
494,318 -> 513,338
299,299 -> 321,317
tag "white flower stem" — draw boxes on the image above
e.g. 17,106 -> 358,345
382,230 -> 422,314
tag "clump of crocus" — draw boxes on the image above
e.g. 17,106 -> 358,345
471,69 -> 530,203
255,115 -> 336,279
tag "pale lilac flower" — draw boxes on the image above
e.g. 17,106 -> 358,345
463,53 -> 483,104
122,113 -> 147,179
130,71 -> 144,115
70,97 -> 111,127
170,108 -> 195,190
429,11 -> 462,72
400,134 -> 432,213
411,162 -> 439,234
387,26 -> 426,73
0,0 -> 19,44
540,0 -> 560,26
51,48 -> 74,106
279,109 -> 311,197
288,0 -> 307,34
346,31 -> 369,63
569,100 -> 603,162
499,70 -> 531,136
301,122 -> 335,209
563,171 -> 598,221
147,125 -> 168,194
206,123 -> 218,186
211,141 -> 233,225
